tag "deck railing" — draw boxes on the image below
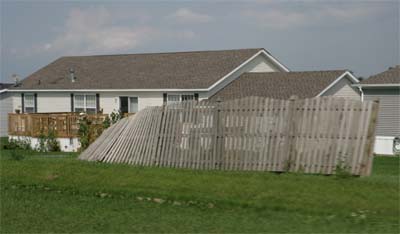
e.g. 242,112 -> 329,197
8,112 -> 108,138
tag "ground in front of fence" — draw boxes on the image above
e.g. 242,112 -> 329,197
0,144 -> 398,233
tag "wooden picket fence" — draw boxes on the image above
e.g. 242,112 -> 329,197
79,96 -> 379,176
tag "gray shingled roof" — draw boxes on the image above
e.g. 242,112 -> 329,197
12,48 -> 264,90
210,70 -> 347,100
360,65 -> 400,85
0,83 -> 13,90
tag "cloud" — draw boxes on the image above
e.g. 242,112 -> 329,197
168,8 -> 212,23
37,6 -> 158,55
243,4 -> 385,29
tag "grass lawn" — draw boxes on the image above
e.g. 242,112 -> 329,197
0,139 -> 399,233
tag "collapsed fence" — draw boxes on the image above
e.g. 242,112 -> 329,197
79,96 -> 379,176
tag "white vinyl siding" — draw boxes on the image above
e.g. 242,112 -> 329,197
95,92 -> 166,114
36,93 -> 70,112
0,92 -> 13,136
321,77 -> 360,100
247,55 -> 279,73
364,88 -> 400,137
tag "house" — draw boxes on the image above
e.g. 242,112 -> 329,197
8,48 -> 360,114
355,66 -> 400,155
8,48 -> 289,114
210,70 -> 360,100
0,83 -> 14,137
6,48 -> 361,151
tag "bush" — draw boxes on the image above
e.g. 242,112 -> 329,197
78,111 -> 125,151
35,129 -> 61,152
3,138 -> 31,151
47,130 -> 60,152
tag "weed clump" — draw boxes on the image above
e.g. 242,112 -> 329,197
10,150 -> 24,161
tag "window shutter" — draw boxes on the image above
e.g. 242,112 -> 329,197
96,93 -> 100,113
163,93 -> 167,104
34,93 -> 38,113
70,93 -> 74,112
194,93 -> 199,101
21,93 -> 24,113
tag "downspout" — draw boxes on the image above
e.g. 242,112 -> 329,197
358,86 -> 364,102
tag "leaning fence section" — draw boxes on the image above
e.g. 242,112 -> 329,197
79,96 -> 379,176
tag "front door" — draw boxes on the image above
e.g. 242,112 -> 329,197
119,97 -> 128,114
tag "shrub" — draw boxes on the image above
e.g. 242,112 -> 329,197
3,139 -> 18,150
110,110 -> 123,124
78,116 -> 91,150
35,129 -> 61,152
47,129 -> 60,152
4,138 -> 32,151
102,116 -> 111,129
78,111 -> 125,151
37,130 -> 48,152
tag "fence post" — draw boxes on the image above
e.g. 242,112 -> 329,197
215,98 -> 223,169
286,95 -> 298,172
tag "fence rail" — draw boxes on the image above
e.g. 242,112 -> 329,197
80,96 -> 379,176
8,112 -> 108,138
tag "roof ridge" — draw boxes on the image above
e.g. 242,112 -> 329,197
60,48 -> 264,59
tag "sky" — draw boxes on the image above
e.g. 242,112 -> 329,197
1,0 -> 399,83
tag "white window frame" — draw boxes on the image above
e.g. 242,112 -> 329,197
167,93 -> 195,104
74,94 -> 97,113
119,96 -> 139,113
24,93 -> 35,113
128,96 -> 139,113
167,94 -> 181,104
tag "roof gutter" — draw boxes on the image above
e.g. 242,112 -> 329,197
352,83 -> 400,88
7,88 -> 210,93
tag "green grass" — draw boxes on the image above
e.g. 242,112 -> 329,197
1,138 -> 399,233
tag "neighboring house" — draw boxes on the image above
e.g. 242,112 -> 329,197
210,70 -> 360,100
0,83 -> 14,137
6,48 -> 361,151
355,66 -> 400,155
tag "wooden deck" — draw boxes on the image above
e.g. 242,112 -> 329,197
8,113 -> 108,138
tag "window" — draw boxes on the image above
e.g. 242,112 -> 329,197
182,94 -> 195,101
74,94 -> 97,113
85,95 -> 97,114
119,96 -> 138,113
167,94 -> 196,104
129,97 -> 138,113
167,94 -> 180,104
24,94 -> 35,113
